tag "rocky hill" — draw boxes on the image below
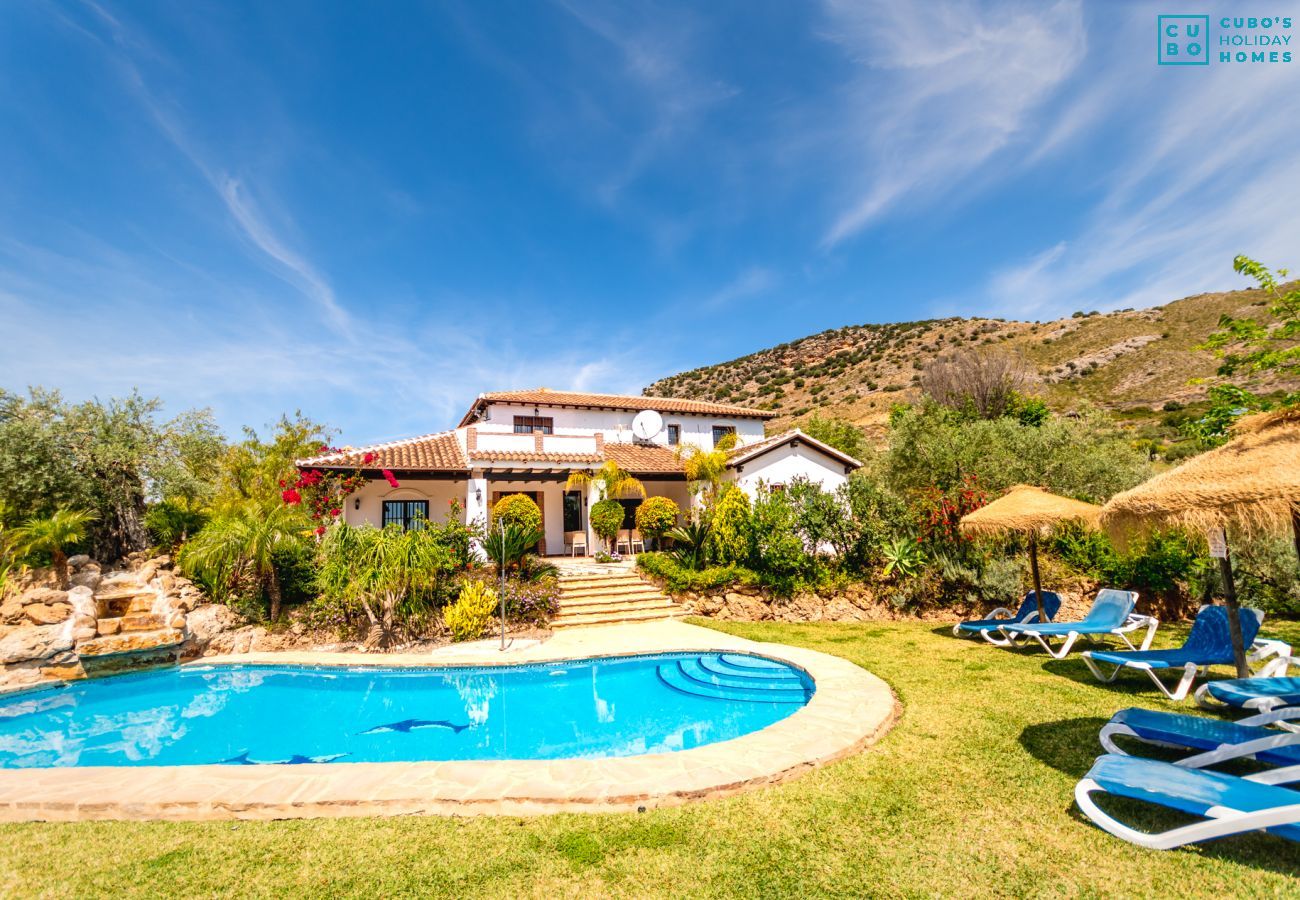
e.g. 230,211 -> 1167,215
645,282 -> 1299,439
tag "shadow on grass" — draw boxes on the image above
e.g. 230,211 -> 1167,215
1019,717 -> 1109,779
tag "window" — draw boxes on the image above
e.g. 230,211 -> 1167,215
563,491 -> 583,532
382,500 -> 429,531
617,499 -> 642,530
513,415 -> 554,434
712,425 -> 736,446
666,424 -> 680,446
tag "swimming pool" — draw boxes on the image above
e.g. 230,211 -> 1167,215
0,652 -> 814,769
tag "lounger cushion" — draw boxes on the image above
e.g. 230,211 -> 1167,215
1109,707 -> 1300,767
1085,648 -> 1233,669
957,592 -> 1061,633
1084,754 -> 1300,841
1206,676 -> 1300,709
1006,588 -> 1135,636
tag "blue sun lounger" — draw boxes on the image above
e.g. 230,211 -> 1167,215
999,588 -> 1153,659
1099,707 -> 1300,785
1075,754 -> 1300,849
952,591 -> 1061,645
1081,605 -> 1265,700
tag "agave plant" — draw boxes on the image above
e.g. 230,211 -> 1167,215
667,521 -> 711,571
882,537 -> 926,580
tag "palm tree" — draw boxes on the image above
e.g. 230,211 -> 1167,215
565,460 -> 647,501
179,502 -> 306,621
14,508 -> 97,589
353,524 -> 449,648
676,431 -> 737,504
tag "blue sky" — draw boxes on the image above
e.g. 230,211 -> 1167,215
2,1 -> 1298,443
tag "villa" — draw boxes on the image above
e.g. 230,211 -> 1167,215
297,388 -> 861,554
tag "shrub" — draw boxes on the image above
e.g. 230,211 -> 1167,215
637,552 -> 756,593
750,488 -> 812,587
590,499 -> 625,552
481,521 -> 544,572
443,580 -> 498,642
635,497 -> 679,547
709,487 -> 752,564
492,493 -> 542,534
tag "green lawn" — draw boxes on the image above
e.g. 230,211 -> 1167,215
3,618 -> 1299,898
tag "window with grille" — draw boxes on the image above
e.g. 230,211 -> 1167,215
382,500 -> 429,531
513,415 -> 554,434
712,425 -> 736,445
666,424 -> 680,445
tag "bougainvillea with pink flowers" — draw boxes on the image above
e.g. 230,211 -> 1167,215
914,473 -> 987,548
281,446 -> 384,531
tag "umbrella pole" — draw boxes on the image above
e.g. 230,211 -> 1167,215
1028,534 -> 1046,620
1291,509 -> 1300,566
1216,540 -> 1249,678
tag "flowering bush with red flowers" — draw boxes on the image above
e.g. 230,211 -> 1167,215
280,445 -> 374,530
914,473 -> 987,548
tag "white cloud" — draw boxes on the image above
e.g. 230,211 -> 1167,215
702,266 -> 777,309
819,0 -> 1087,245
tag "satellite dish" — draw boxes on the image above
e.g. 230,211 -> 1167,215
631,409 -> 663,441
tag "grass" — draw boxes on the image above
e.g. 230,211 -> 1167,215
2,618 -> 1299,897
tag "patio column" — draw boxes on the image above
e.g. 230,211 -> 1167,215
465,471 -> 489,530
586,482 -> 601,554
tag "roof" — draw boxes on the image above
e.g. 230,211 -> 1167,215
961,485 -> 1102,536
726,429 -> 863,470
458,388 -> 778,426
473,450 -> 603,465
1100,407 -> 1300,547
604,442 -> 686,474
297,431 -> 468,472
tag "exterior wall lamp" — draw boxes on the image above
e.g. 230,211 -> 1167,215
353,498 -> 360,510
475,487 -> 483,504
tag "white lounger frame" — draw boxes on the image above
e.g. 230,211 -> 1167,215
951,606 -> 1048,646
1075,775 -> 1300,850
1193,648 -> 1298,717
1000,614 -> 1159,660
1099,708 -> 1300,785
1084,639 -> 1294,702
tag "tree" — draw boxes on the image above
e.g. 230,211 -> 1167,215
212,412 -> 333,509
920,349 -> 1030,419
179,502 -> 308,621
13,508 -> 96,588
352,524 -> 454,648
564,460 -> 646,502
491,494 -> 543,534
802,414 -> 867,460
635,496 -> 680,548
676,431 -> 736,502
589,499 -> 626,553
151,408 -> 226,513
709,486 -> 752,564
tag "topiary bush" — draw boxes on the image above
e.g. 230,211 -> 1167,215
492,493 -> 542,534
589,499 -> 625,552
709,486 -> 752,565
635,496 -> 679,548
443,579 -> 498,642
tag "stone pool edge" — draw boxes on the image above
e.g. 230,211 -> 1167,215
0,621 -> 899,822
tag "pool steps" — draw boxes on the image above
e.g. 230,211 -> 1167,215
656,654 -> 811,704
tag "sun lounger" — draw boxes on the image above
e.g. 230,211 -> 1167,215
1081,605 -> 1264,700
952,591 -> 1062,645
1195,652 -> 1300,715
1099,706 -> 1300,784
999,588 -> 1153,659
1075,753 -> 1300,849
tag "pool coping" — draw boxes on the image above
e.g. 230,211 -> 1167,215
0,620 -> 899,822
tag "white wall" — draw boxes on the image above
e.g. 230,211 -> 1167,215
475,403 -> 766,451
731,443 -> 851,499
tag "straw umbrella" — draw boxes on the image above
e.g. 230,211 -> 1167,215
960,485 -> 1104,621
1100,408 -> 1300,677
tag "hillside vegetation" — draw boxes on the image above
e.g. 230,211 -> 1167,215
645,282 -> 1300,439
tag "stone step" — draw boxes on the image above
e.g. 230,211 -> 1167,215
558,592 -> 669,610
556,576 -> 646,590
551,607 -> 679,629
556,597 -> 676,617
76,628 -> 184,658
93,586 -> 153,602
120,613 -> 168,633
559,583 -> 662,600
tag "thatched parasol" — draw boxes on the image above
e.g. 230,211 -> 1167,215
1100,407 -> 1300,676
961,485 -> 1104,620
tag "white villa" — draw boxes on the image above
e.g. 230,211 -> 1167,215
297,388 -> 861,555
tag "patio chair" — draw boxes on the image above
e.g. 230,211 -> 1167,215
615,530 -> 631,555
1080,605 -> 1264,701
1099,706 -> 1300,785
952,591 -> 1062,646
1195,653 -> 1300,715
564,530 -> 588,557
1075,753 -> 1300,849
630,528 -> 645,554
999,588 -> 1153,659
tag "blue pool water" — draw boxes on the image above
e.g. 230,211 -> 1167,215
0,653 -> 813,768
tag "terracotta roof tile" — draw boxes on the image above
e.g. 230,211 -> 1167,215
459,388 -> 777,426
473,450 -> 603,464
603,442 -> 686,474
298,431 -> 468,472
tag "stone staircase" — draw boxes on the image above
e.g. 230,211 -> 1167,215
553,567 -> 679,629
